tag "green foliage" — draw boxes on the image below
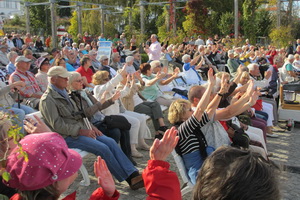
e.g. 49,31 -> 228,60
68,11 -> 78,39
0,109 -> 27,182
218,12 -> 234,36
141,53 -> 149,63
242,0 -> 259,43
27,0 -> 51,35
82,6 -> 101,36
58,1 -> 71,18
255,10 -> 272,37
8,15 -> 25,27
104,22 -> 118,39
269,26 -> 294,48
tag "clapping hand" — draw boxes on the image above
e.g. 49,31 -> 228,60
94,156 -> 116,197
150,127 -> 179,161
219,74 -> 230,94
207,68 -> 216,86
111,91 -> 121,101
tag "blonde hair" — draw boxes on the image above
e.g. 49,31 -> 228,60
23,49 -> 33,56
67,72 -> 81,91
215,72 -> 230,79
92,71 -> 109,85
239,71 -> 250,84
168,99 -> 191,124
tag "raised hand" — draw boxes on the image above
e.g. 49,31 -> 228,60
111,91 -> 120,101
100,91 -> 108,104
219,74 -> 230,94
245,80 -> 254,97
94,156 -> 116,197
150,127 -> 179,161
207,68 -> 215,86
249,90 -> 259,106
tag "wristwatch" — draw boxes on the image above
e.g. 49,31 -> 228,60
217,93 -> 224,97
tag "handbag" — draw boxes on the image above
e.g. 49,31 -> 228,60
104,115 -> 131,130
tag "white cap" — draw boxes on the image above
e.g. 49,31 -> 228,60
47,66 -> 72,78
15,56 -> 31,63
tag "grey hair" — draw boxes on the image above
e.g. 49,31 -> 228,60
7,51 -> 18,60
111,52 -> 120,59
150,60 -> 161,69
182,54 -> 191,63
126,56 -> 134,63
247,63 -> 258,71
67,72 -> 82,91
151,34 -> 158,39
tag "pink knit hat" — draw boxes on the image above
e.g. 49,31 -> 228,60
4,132 -> 82,191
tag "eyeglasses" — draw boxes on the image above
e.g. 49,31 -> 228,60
75,79 -> 83,83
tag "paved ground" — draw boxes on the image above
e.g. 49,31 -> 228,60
60,117 -> 300,200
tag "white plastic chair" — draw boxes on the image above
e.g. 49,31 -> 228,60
25,111 -> 91,186
171,150 -> 193,196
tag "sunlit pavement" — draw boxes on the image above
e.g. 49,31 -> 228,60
60,118 -> 300,200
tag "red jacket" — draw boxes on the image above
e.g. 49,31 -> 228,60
10,160 -> 181,200
10,188 -> 120,200
143,160 -> 181,200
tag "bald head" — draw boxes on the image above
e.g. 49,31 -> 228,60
188,85 -> 206,106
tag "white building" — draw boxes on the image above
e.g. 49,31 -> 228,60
0,0 -> 23,18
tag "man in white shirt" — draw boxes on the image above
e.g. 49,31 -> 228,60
247,63 -> 272,89
144,34 -> 162,62
206,37 -> 214,46
195,35 -> 205,46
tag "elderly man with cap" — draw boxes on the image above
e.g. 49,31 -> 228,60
39,66 -> 144,190
0,45 -> 9,68
9,56 -> 43,109
99,55 -> 117,78
35,57 -> 51,92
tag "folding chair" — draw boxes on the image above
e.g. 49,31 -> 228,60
171,150 -> 193,196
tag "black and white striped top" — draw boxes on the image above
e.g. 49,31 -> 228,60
177,112 -> 210,156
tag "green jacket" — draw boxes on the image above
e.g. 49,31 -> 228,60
40,86 -> 87,138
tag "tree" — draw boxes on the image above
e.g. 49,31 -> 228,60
27,0 -> 51,35
58,1 -> 71,18
218,12 -> 234,36
269,26 -> 293,48
255,10 -> 272,37
68,11 -> 78,40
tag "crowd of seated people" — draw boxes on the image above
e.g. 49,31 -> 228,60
1,31 -> 299,199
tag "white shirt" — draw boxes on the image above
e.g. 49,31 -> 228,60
6,40 -> 15,49
206,39 -> 213,46
148,41 -> 162,61
195,39 -> 205,46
